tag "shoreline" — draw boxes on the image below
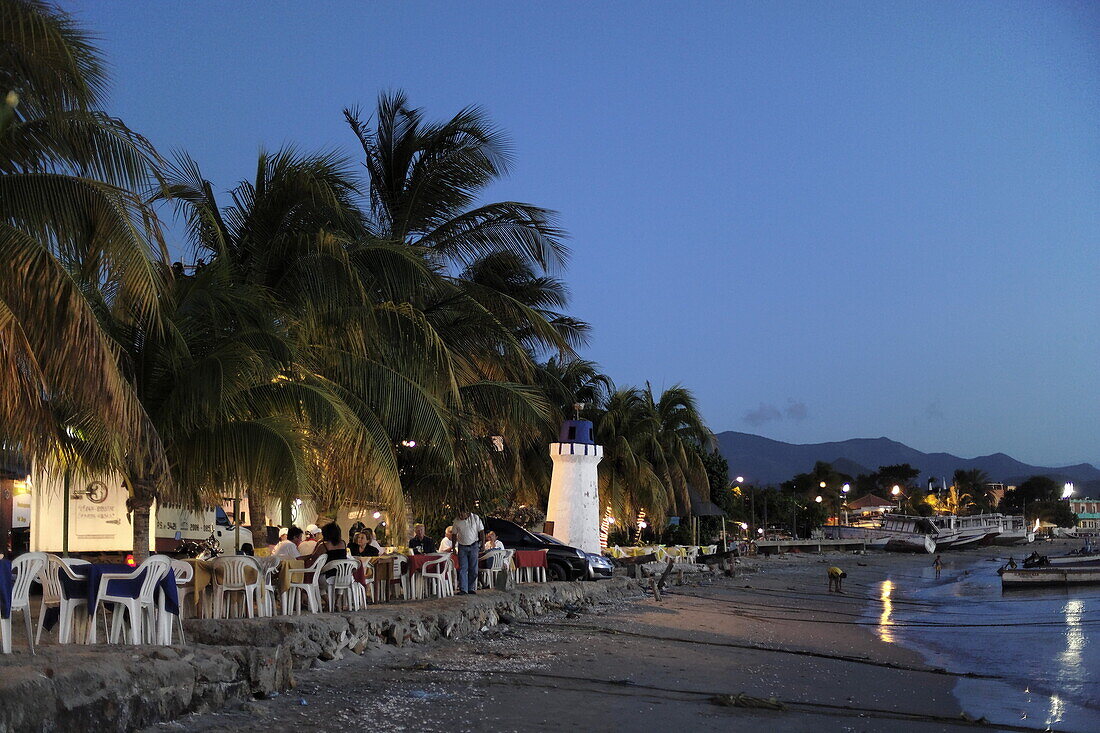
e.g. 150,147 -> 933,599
154,547 -> 1079,732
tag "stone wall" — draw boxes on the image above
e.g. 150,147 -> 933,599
0,577 -> 640,732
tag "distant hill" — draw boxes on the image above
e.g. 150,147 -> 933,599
714,431 -> 1100,489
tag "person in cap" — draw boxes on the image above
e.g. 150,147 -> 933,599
297,524 -> 321,558
272,526 -> 303,559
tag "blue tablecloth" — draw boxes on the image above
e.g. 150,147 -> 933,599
43,563 -> 178,631
0,559 -> 12,620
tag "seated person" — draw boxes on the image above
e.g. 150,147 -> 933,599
349,531 -> 379,557
408,523 -> 435,555
438,525 -> 455,553
296,524 -> 321,557
483,530 -> 504,552
272,526 -> 302,559
308,523 -> 348,574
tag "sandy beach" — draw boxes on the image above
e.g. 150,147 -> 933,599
146,544 -> 1090,733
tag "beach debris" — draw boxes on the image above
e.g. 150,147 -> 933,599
710,693 -> 785,710
958,712 -> 988,724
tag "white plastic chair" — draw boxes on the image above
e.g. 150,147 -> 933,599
478,549 -> 507,589
98,555 -> 172,645
211,556 -> 263,619
420,554 -> 455,598
36,555 -> 93,645
2,552 -> 47,654
389,555 -> 410,601
168,560 -> 193,645
285,556 -> 325,615
501,549 -> 517,584
259,562 -> 280,616
321,558 -> 363,611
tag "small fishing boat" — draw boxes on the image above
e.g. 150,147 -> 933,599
1000,565 -> 1100,588
1021,548 -> 1100,569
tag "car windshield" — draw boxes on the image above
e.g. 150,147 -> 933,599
534,532 -> 564,545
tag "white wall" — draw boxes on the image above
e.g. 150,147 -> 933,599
29,467 -> 153,553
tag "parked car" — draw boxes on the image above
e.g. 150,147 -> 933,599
485,517 -> 590,581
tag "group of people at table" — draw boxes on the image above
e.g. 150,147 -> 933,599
266,506 -> 506,596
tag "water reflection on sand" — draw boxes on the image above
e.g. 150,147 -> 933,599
877,579 -> 894,643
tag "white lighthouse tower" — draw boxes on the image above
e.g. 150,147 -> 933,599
545,405 -> 603,554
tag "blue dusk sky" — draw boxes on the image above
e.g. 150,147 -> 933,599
65,1 -> 1100,467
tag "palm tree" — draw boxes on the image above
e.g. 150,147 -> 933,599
591,384 -> 712,527
1,0 -> 167,484
345,91 -> 567,274
953,468 -> 993,511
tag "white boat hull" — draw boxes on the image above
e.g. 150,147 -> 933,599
993,530 -> 1034,546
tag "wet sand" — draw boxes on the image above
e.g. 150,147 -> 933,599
150,547 -> 1066,733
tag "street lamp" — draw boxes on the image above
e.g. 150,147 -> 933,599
891,485 -> 901,512
1062,483 -> 1075,500
840,483 -> 850,526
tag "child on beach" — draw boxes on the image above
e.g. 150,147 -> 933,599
933,555 -> 943,578
827,566 -> 846,593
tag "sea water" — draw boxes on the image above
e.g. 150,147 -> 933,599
871,556 -> 1100,732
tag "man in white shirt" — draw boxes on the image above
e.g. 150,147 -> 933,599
482,530 -> 504,552
296,524 -> 321,558
452,507 -> 485,595
271,526 -> 303,559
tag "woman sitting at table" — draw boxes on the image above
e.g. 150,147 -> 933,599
363,527 -> 384,553
349,531 -> 379,557
308,522 -> 348,564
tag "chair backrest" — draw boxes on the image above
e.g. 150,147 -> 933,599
136,555 -> 172,603
212,555 -> 258,589
170,559 -> 194,584
390,554 -> 407,578
502,549 -> 516,569
39,554 -> 67,603
321,558 -> 358,588
421,554 -> 451,577
483,548 -> 507,571
11,552 -> 47,605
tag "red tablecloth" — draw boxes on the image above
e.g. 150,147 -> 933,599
512,550 -> 548,568
408,553 -> 458,574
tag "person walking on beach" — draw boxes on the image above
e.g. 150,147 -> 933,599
452,506 -> 485,595
827,565 -> 846,593
933,555 -> 943,578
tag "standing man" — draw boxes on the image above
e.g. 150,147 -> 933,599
452,506 -> 485,595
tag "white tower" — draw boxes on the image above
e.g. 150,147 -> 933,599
545,411 -> 603,554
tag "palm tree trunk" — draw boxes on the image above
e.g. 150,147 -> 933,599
128,478 -> 156,563
246,486 -> 267,550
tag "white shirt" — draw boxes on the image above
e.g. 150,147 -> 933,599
483,539 -> 504,551
452,514 -> 484,546
271,539 -> 299,559
438,536 -> 454,552
296,539 -> 318,557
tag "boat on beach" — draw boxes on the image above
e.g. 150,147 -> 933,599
927,514 -> 1001,549
1000,565 -> 1100,588
827,514 -> 937,553
987,514 -> 1034,545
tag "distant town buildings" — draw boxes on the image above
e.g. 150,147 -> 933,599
1069,496 -> 1100,530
